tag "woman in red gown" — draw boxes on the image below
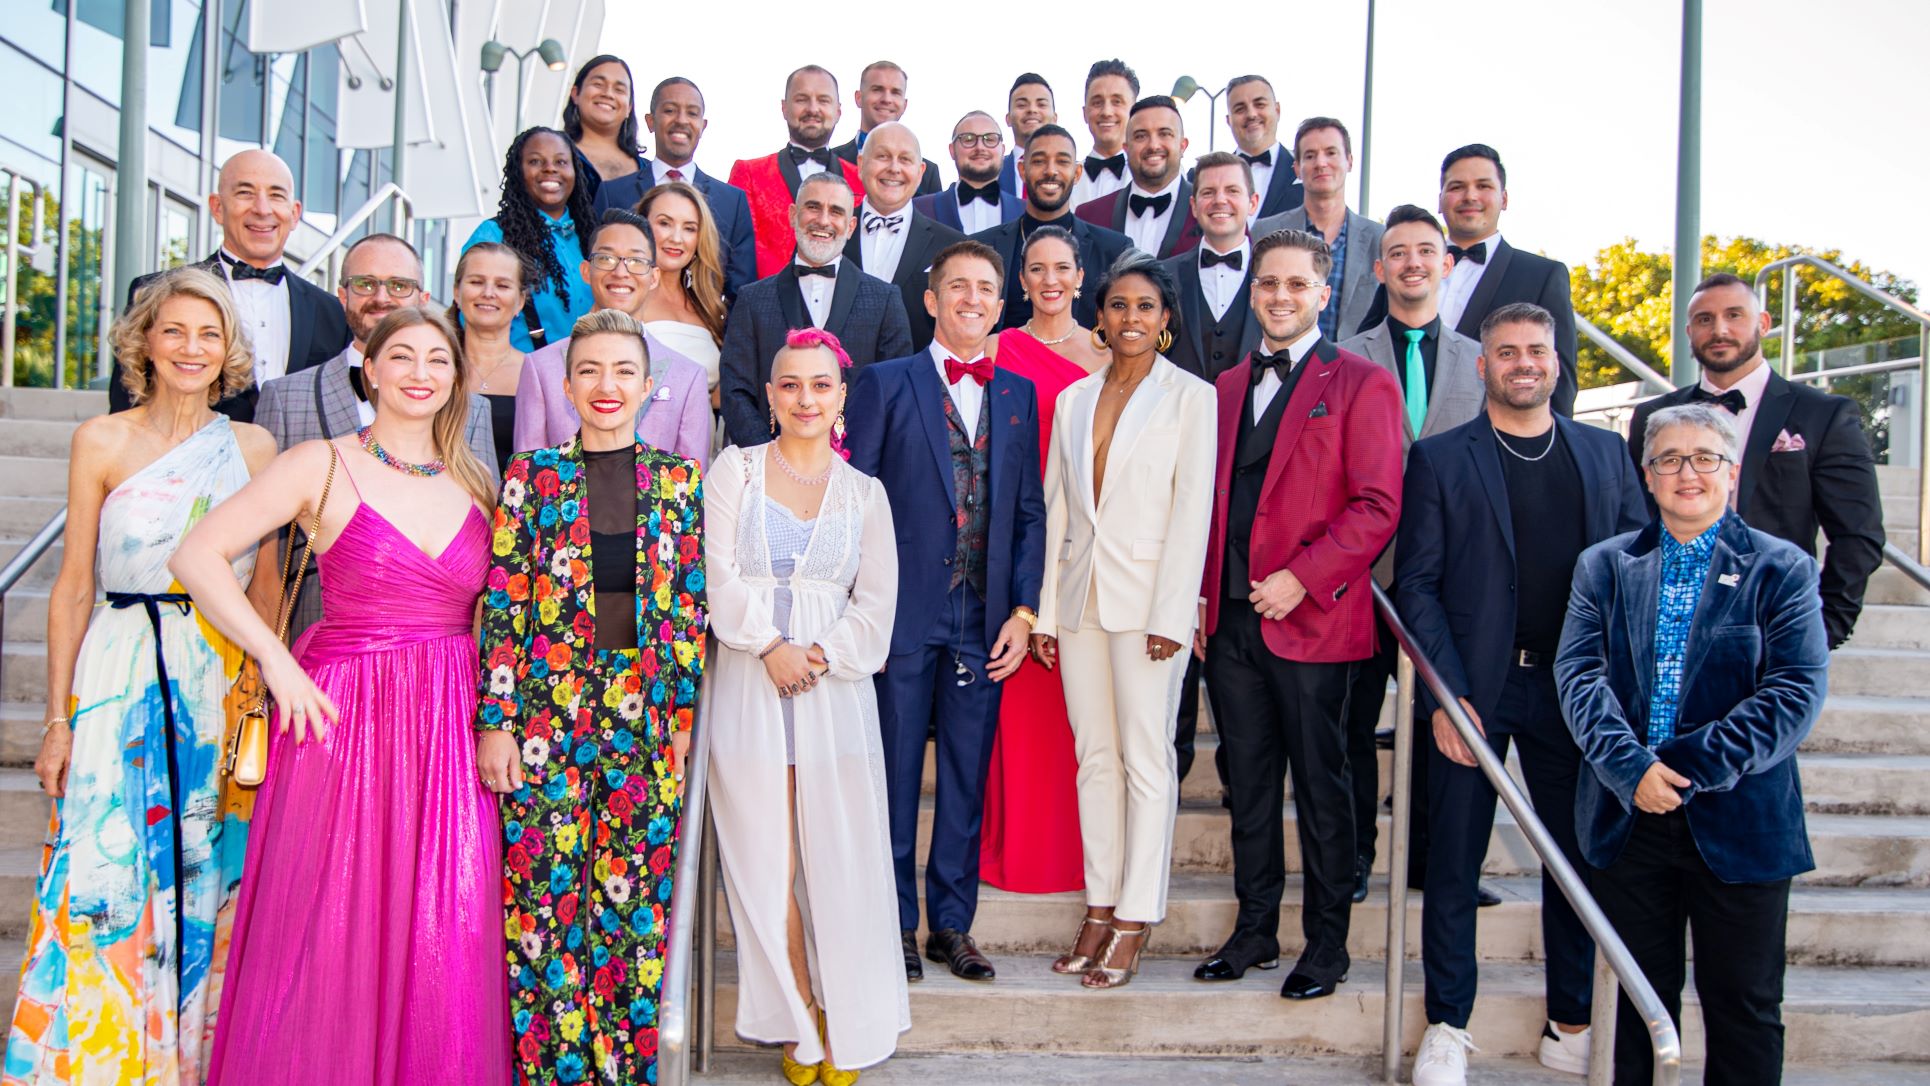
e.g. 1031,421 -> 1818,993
979,226 -> 1111,892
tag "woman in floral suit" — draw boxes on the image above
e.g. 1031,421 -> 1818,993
476,310 -> 706,1085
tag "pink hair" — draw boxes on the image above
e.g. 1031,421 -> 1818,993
777,327 -> 855,458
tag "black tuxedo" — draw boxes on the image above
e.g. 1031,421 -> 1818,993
842,209 -> 965,352
969,214 -> 1131,329
1074,178 -> 1203,259
1627,370 -> 1885,647
1160,248 -> 1262,380
717,261 -> 914,447
111,254 -> 348,423
832,137 -> 943,198
913,181 -> 1021,234
1256,158 -> 1304,219
589,157 -> 759,301
1358,238 -> 1579,416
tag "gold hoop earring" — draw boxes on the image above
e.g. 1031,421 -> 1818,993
1156,329 -> 1174,353
834,411 -> 847,443
1091,328 -> 1108,350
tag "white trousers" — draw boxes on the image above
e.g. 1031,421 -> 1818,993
1057,625 -> 1187,922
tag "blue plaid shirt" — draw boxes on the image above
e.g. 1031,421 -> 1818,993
1316,215 -> 1350,341
1646,517 -> 1724,746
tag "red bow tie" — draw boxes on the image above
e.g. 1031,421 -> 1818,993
944,356 -> 994,386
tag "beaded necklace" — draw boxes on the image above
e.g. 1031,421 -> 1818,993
358,426 -> 447,477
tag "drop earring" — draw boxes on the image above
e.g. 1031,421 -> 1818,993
768,409 -> 778,436
834,411 -> 846,443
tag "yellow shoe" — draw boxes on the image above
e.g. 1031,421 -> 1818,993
817,1063 -> 860,1086
780,1051 -> 819,1085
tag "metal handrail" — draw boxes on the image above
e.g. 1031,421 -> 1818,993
0,508 -> 66,724
293,183 -> 415,284
1578,318 -> 1676,396
1884,543 -> 1930,594
658,687 -> 716,1085
1374,583 -> 1683,1086
1785,356 -> 1920,384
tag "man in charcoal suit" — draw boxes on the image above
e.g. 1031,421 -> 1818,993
1253,118 -> 1381,344
847,123 -> 965,351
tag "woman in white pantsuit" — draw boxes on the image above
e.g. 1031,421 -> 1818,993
1031,252 -> 1217,990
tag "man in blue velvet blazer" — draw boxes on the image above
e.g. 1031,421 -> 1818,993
1556,401 -> 1828,1086
845,239 -> 1046,985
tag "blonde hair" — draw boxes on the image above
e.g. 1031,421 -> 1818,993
360,308 -> 499,507
565,308 -> 652,364
113,266 -> 257,406
636,181 -> 727,345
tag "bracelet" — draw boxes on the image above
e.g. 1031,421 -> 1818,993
758,637 -> 788,659
43,716 -> 69,734
1011,607 -> 1038,630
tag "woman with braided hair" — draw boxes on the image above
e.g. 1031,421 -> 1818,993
462,126 -> 597,353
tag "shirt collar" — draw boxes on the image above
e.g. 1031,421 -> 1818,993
929,340 -> 987,368
1699,358 -> 1771,402
544,211 -> 575,237
1266,324 -> 1323,365
1386,314 -> 1441,341
1661,515 -> 1725,561
1201,237 -> 1250,262
861,199 -> 912,222
1455,230 -> 1501,256
1129,175 -> 1184,202
218,247 -> 287,274
794,256 -> 842,275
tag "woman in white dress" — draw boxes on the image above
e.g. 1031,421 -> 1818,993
637,181 -> 727,403
704,328 -> 906,1085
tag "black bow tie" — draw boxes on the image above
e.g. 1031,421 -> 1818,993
794,263 -> 836,279
788,145 -> 834,169
864,213 -> 904,235
1200,248 -> 1244,271
959,181 -> 1001,206
222,253 -> 286,285
1128,192 -> 1172,218
1239,149 -> 1273,168
1692,386 -> 1747,414
1447,241 -> 1488,265
1084,153 -> 1126,182
1250,349 -> 1297,385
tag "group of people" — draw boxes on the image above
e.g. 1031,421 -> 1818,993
10,49 -> 1887,1086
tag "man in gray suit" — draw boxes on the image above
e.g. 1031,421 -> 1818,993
1254,117 -> 1381,343
255,233 -> 496,637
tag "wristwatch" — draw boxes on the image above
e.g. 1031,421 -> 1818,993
1011,606 -> 1038,630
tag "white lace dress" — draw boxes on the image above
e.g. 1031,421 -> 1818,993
702,444 -> 909,1069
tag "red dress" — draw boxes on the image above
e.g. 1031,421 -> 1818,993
979,328 -> 1092,892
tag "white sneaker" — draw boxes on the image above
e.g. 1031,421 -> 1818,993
1538,1021 -> 1591,1074
1413,1022 -> 1478,1086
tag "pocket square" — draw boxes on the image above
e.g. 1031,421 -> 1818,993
1309,401 -> 1330,418
1770,429 -> 1805,453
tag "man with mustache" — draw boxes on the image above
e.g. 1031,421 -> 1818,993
1254,118 -> 1382,343
1394,302 -> 1648,1084
729,65 -> 867,279
1225,75 -> 1303,218
848,122 -> 965,351
831,60 -> 943,198
1626,273 -> 1885,649
1075,95 -> 1203,259
915,111 -> 1021,235
969,124 -> 1130,330
718,172 -> 912,447
1071,59 -> 1139,207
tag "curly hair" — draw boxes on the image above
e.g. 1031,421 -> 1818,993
636,181 -> 727,345
114,266 -> 257,407
494,127 -> 596,310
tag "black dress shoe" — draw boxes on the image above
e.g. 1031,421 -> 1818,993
1280,970 -> 1346,1000
1194,934 -> 1281,981
1352,856 -> 1371,904
925,928 -> 996,981
1476,881 -> 1502,908
902,930 -> 923,982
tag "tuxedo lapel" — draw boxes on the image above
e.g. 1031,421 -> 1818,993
1455,240 -> 1515,340
1737,370 -> 1794,515
826,262 -> 862,332
284,279 -> 317,370
909,356 -> 957,510
1109,191 -> 1129,234
1259,341 -> 1340,504
776,267 -> 810,330
1158,180 -> 1196,256
900,214 -> 939,292
1468,422 -> 1518,558
842,229 -> 863,266
778,150 -> 805,198
1175,259 -> 1206,367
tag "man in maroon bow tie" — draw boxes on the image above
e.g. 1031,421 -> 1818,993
846,239 -> 1048,984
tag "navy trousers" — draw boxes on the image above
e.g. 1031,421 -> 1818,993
875,584 -> 1005,933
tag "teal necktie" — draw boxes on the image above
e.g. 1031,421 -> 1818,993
1402,327 -> 1428,435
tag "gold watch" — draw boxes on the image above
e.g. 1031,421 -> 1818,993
1011,606 -> 1038,630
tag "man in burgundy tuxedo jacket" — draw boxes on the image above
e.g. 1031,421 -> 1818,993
1193,228 -> 1404,1002
729,64 -> 866,279
1074,96 -> 1203,259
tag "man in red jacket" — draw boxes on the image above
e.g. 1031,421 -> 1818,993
729,64 -> 867,278
1193,227 -> 1405,1001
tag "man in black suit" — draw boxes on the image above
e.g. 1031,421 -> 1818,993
718,171 -> 914,446
1070,59 -> 1139,208
114,149 -> 348,422
999,73 -> 1057,194
590,76 -> 759,300
1074,96 -> 1202,260
914,112 -> 1019,235
970,125 -> 1131,330
831,60 -> 942,198
1628,273 -> 1885,649
847,123 -> 965,352
1225,75 -> 1302,218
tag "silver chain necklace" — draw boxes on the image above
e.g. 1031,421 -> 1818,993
1492,422 -> 1557,462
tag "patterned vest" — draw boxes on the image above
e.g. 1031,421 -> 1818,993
941,392 -> 992,598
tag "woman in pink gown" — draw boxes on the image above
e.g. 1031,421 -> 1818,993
171,309 -> 510,1085
979,227 -> 1111,893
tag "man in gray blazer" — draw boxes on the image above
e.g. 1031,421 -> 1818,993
255,233 -> 496,638
1254,117 -> 1382,343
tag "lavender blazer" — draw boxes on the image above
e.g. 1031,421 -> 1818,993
513,329 -> 713,467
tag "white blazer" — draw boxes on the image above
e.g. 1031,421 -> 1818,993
1036,355 -> 1218,644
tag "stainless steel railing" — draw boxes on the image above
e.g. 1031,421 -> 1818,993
1375,583 -> 1683,1086
658,686 -> 717,1085
293,183 -> 415,286
1578,317 -> 1677,396
0,509 -> 67,710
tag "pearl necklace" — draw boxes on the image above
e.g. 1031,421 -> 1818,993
1024,320 -> 1078,346
771,445 -> 832,487
358,426 -> 447,477
1492,423 -> 1557,462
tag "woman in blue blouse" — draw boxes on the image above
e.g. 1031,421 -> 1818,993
462,126 -> 596,352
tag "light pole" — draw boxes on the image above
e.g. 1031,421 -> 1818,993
480,37 -> 568,133
1170,76 -> 1226,152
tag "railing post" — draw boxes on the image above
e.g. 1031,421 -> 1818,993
1918,322 -> 1928,566
1780,265 -> 1799,378
697,807 -> 718,1073
1589,946 -> 1617,1085
1381,650 -> 1416,1082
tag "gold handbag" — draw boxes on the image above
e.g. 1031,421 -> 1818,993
228,444 -> 336,786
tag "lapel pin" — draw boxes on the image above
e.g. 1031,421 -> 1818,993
1718,573 -> 1740,587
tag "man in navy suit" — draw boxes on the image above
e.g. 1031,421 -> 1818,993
1226,75 -> 1302,218
999,73 -> 1057,194
1395,302 -> 1648,1086
1557,401 -> 1828,1086
970,125 -> 1131,330
914,112 -> 1020,235
1074,95 -> 1202,259
717,172 -> 913,447
590,76 -> 758,300
846,239 -> 1047,984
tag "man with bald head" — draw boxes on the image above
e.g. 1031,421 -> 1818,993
832,60 -> 943,198
729,64 -> 869,278
915,111 -> 1021,235
112,148 -> 349,420
849,122 -> 965,350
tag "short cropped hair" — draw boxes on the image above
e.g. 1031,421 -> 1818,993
114,266 -> 257,407
1441,143 -> 1506,188
1692,271 -> 1753,296
1252,228 -> 1334,281
928,239 -> 1006,295
1192,150 -> 1254,193
1085,59 -> 1140,96
1025,123 -> 1077,154
1130,94 -> 1181,122
1294,116 -> 1352,158
1094,249 -> 1183,349
565,308 -> 652,368
342,232 -> 420,271
1643,402 -> 1742,463
649,76 -> 703,113
1382,204 -> 1445,241
1227,74 -> 1273,96
860,59 -> 906,86
1479,301 -> 1556,352
588,207 -> 656,257
797,171 -> 855,207
785,64 -> 838,97
1010,72 -> 1052,98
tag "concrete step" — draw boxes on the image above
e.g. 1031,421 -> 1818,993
0,497 -> 65,538
0,843 -> 39,939
0,458 -> 68,500
1,642 -> 46,705
0,703 -> 42,763
710,951 -> 1930,1063
1802,754 -> 1930,815
1804,694 -> 1930,754
1850,604 -> 1930,650
1824,647 -> 1930,697
0,419 -> 80,460
2,591 -> 48,643
1867,565 -> 1930,607
0,388 -> 105,421
0,539 -> 63,592
1876,464 -> 1918,491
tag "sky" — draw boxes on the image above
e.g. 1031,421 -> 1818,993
596,0 -> 1929,295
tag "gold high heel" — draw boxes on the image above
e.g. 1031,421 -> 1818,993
1081,923 -> 1150,990
816,1006 -> 860,1085
1051,914 -> 1112,975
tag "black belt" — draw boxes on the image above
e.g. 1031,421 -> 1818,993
1513,648 -> 1549,669
106,591 -> 191,978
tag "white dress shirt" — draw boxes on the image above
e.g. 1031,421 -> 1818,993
1439,230 -> 1501,332
789,144 -> 830,182
218,248 -> 293,384
859,200 -> 912,283
794,257 -> 840,327
343,345 -> 375,427
956,182 -> 1004,235
1120,177 -> 1184,257
1699,359 -> 1773,485
930,340 -> 986,434
1251,324 -> 1322,418
648,159 -> 698,186
1071,153 -> 1130,208
1244,142 -> 1293,205
1199,239 -> 1252,322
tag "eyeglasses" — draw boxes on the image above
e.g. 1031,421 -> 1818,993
343,275 -> 421,297
1252,276 -> 1322,294
952,132 -> 1004,149
588,252 -> 654,273
1646,452 -> 1733,475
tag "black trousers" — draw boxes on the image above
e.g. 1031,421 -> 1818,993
1205,603 -> 1356,982
1594,810 -> 1791,1086
1174,654 -> 1203,789
1344,624 -> 1395,866
1422,664 -> 1593,1029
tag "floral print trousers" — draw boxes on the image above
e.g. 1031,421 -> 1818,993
502,647 -> 684,1085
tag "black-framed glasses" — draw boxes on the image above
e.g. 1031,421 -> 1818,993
1646,452 -> 1733,476
343,275 -> 421,297
588,252 -> 655,273
951,132 -> 1004,149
